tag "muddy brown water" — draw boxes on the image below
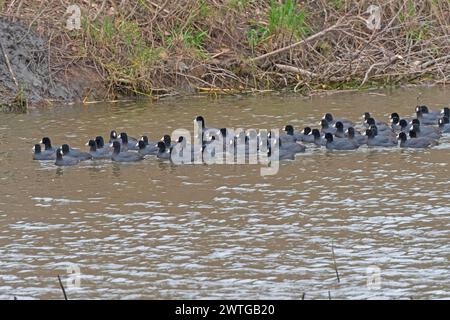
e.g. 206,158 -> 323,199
0,87 -> 449,299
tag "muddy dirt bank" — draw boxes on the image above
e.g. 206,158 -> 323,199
1,1 -> 449,110
0,17 -> 104,110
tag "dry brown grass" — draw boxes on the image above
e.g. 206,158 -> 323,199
1,0 -> 449,101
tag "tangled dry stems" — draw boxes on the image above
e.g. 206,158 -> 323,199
1,0 -> 449,101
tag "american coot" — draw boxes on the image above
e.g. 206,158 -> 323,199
95,136 -> 111,152
295,127 -> 314,142
333,129 -> 360,148
442,107 -> 450,118
391,116 -> 412,132
323,113 -> 354,127
219,128 -> 234,146
366,129 -> 396,147
312,129 -> 327,146
347,127 -> 367,145
390,112 -> 412,126
268,139 -> 295,160
195,115 -> 211,134
139,135 -> 157,147
195,115 -> 206,128
33,144 -> 55,160
438,117 -> 450,133
111,141 -> 143,162
411,122 -> 441,140
88,140 -> 111,159
390,112 -> 400,121
203,136 -> 234,163
55,148 -> 79,166
161,134 -> 176,149
416,105 -> 441,121
109,130 -> 120,144
369,125 -> 397,140
221,128 -> 235,147
398,132 -> 434,148
397,119 -> 412,132
416,109 -> 438,125
334,121 -> 346,138
41,137 -> 57,152
137,140 -> 159,156
409,130 -> 438,146
195,116 -> 219,142
363,113 -> 388,127
280,125 -> 297,143
320,119 -> 336,134
325,133 -> 359,150
62,144 -> 92,161
391,115 -> 401,130
365,118 -> 392,133
156,141 -> 171,160
279,138 -> 306,153
119,132 -> 139,151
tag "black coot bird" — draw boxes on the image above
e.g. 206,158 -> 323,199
55,148 -> 79,166
88,140 -> 111,159
111,141 -> 143,162
33,144 -> 55,160
62,144 -> 92,161
41,137 -> 57,152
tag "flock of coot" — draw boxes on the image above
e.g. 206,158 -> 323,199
32,106 -> 450,166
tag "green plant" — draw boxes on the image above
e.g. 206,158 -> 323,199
100,16 -> 115,44
198,0 -> 211,19
333,0 -> 344,11
119,21 -> 142,46
399,0 -> 417,22
2,82 -> 28,113
228,0 -> 253,11
246,0 -> 310,51
247,25 -> 269,53
166,27 -> 208,58
405,24 -> 429,46
406,0 -> 417,17
267,0 -> 309,39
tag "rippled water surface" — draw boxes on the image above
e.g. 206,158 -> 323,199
0,87 -> 449,299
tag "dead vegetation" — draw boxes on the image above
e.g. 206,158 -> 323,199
0,0 -> 449,103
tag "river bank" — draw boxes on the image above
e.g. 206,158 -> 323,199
0,1 -> 449,111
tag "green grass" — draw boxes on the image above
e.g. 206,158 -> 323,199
267,0 -> 309,39
246,0 -> 309,52
65,0 -> 446,97
228,0 -> 253,11
333,0 -> 344,11
198,0 -> 211,19
81,16 -> 165,93
247,25 -> 269,53
399,0 -> 416,22
397,0 -> 431,47
80,5 -> 212,95
166,27 -> 208,59
1,82 -> 28,113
